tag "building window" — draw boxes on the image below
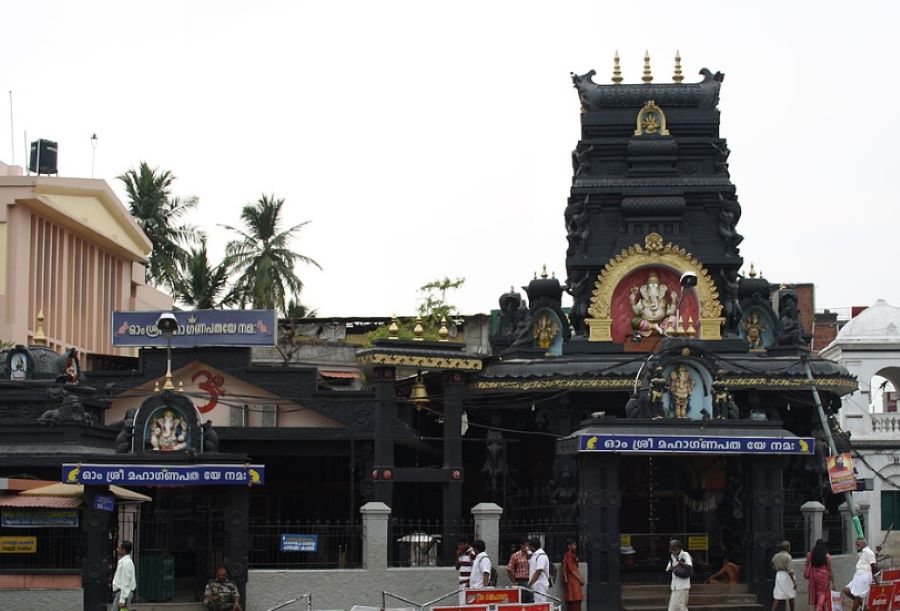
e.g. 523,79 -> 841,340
881,491 -> 900,530
261,404 -> 277,428
230,404 -> 248,427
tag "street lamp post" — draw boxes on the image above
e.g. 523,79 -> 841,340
155,312 -> 178,391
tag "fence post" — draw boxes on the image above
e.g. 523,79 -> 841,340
471,502 -> 503,565
801,501 -> 825,552
839,501 -> 856,554
360,502 -> 391,570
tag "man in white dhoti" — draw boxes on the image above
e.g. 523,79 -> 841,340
771,541 -> 795,611
842,537 -> 877,611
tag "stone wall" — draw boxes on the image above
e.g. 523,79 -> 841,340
0,588 -> 82,609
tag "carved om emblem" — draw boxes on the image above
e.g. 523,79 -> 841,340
191,370 -> 226,413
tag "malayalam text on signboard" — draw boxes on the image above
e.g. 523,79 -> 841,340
579,434 -> 814,455
0,536 -> 36,553
280,534 -> 318,552
111,310 -> 276,347
1,510 -> 78,528
62,464 -> 265,487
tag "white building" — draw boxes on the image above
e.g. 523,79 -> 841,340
820,299 -> 900,548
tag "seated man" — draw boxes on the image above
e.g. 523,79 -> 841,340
203,565 -> 242,611
706,555 -> 742,584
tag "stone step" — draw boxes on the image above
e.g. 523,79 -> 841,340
620,583 -> 763,611
622,583 -> 751,595
108,604 -> 205,611
622,592 -> 759,604
622,604 -> 764,611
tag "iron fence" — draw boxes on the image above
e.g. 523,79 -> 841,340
388,518 -> 473,567
0,526 -> 81,570
249,519 -> 362,569
823,513 -> 845,555
498,520 -> 580,565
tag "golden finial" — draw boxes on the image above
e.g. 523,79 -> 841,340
673,50 -> 684,83
551,271 -> 556,279
413,315 -> 424,341
162,361 -> 175,391
540,264 -> 548,279
177,380 -> 184,393
33,308 -> 47,345
153,380 -> 160,393
533,271 -> 538,280
749,263 -> 757,278
438,316 -> 450,342
759,270 -> 764,279
612,51 -> 623,84
676,317 -> 686,336
686,316 -> 696,337
642,50 -> 653,83
387,315 -> 400,340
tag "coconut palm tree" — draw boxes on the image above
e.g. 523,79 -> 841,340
172,238 -> 237,309
118,162 -> 199,290
222,194 -> 321,314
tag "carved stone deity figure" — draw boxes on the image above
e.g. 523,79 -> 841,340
149,409 -> 188,452
481,430 -> 507,502
741,310 -> 767,350
532,312 -> 559,350
712,370 -> 740,419
667,364 -> 694,418
649,366 -> 668,418
630,271 -> 678,337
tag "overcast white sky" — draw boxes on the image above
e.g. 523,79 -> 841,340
2,1 -> 898,317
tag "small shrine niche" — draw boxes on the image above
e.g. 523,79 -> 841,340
634,100 -> 670,137
7,348 -> 32,381
130,393 -> 203,455
739,307 -> 776,351
661,361 -> 712,420
531,309 -> 564,355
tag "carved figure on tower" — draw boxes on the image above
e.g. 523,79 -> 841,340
741,310 -> 767,350
668,364 -> 694,418
149,409 -> 188,452
630,271 -> 678,337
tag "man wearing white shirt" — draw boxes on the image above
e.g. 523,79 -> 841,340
842,537 -> 877,611
527,537 -> 551,603
665,539 -> 692,611
468,540 -> 492,590
112,540 -> 137,609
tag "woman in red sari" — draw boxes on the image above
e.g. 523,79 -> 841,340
562,538 -> 585,611
804,539 -> 833,611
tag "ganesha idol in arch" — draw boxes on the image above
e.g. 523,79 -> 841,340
629,271 -> 678,337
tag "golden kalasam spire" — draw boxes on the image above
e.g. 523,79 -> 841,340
413,315 -> 424,341
438,316 -> 450,342
749,263 -> 757,278
33,308 -> 47,345
642,50 -> 653,83
673,50 -> 684,83
612,51 -> 623,84
541,264 -> 549,279
388,315 -> 400,340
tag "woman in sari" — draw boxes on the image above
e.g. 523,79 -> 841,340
804,539 -> 833,611
562,538 -> 584,611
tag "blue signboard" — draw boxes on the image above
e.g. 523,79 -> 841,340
280,534 -> 318,552
93,494 -> 116,512
1,510 -> 79,528
62,464 -> 266,487
578,434 -> 814,455
111,310 -> 277,347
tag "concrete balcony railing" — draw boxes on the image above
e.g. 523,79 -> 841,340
871,413 -> 900,434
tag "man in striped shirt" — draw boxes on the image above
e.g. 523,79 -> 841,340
456,538 -> 476,605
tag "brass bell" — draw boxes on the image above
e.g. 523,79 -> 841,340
410,374 -> 429,410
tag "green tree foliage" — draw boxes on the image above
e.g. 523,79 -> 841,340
222,194 -> 321,315
285,299 -> 318,319
171,237 -> 237,309
417,276 -> 465,325
118,163 -> 199,290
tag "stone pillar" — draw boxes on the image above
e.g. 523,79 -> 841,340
442,371 -> 465,564
471,502 -> 503,564
748,456 -> 784,606
372,366 -> 396,505
361,501 -> 391,570
224,486 -> 250,608
81,486 -> 111,611
801,501 -> 826,552
578,453 -> 620,609
840,501 -> 869,551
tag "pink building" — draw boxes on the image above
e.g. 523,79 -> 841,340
0,161 -> 171,362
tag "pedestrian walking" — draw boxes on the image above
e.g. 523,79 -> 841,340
804,539 -> 833,611
469,540 -> 492,589
842,537 -> 877,611
771,541 -> 796,611
562,538 -> 584,611
455,538 -> 476,604
507,538 -> 532,602
665,539 -> 692,611
112,540 -> 137,609
527,537 -> 551,603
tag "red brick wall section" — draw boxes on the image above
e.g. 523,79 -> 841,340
791,284 -> 815,335
812,310 -> 839,354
